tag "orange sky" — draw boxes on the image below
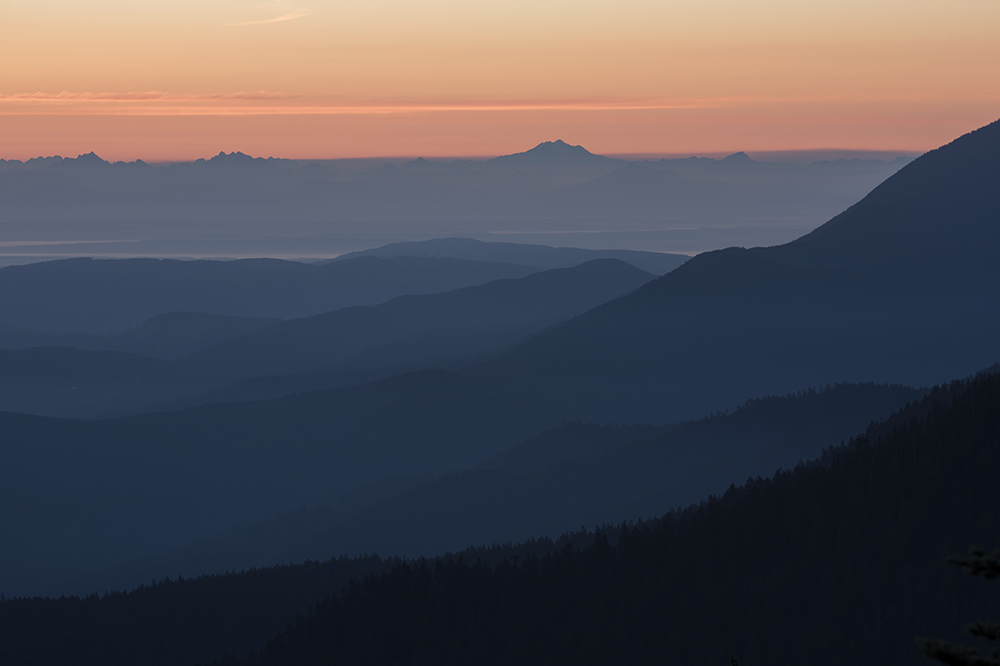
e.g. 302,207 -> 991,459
1,0 -> 998,161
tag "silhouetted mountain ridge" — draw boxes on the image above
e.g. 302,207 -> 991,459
466,118 -> 1000,423
491,139 -> 621,167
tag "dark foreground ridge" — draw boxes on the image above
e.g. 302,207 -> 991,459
2,366 -> 998,666
222,367 -> 1000,666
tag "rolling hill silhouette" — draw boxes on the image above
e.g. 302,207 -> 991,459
0,256 -> 534,333
178,259 -> 653,383
0,259 -> 654,418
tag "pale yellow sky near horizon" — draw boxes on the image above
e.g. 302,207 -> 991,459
1,0 -> 998,160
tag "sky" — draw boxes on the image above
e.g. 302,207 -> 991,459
1,0 -> 998,161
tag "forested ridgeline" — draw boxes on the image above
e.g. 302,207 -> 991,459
2,368 -> 998,665
0,536 -> 595,666
279,382 -> 923,566
223,368 -> 1000,666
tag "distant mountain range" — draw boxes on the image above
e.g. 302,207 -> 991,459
0,140 -> 913,259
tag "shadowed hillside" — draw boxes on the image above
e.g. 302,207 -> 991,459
1,367 -> 997,666
0,260 -> 654,418
177,259 -> 653,383
119,382 -> 922,581
466,118 -> 1000,424
219,368 -> 1000,666
0,256 -> 535,333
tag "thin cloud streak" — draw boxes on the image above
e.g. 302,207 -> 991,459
5,92 -> 986,118
230,10 -> 310,26
230,1 -> 310,26
0,91 -> 292,102
3,93 -> 990,117
0,97 -> 753,117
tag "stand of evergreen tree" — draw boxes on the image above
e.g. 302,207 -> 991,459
920,546 -> 1000,666
226,371 -> 1000,666
1,369 -> 998,665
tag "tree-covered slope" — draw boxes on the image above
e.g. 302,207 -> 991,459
1,367 -> 998,666
82,382 -> 920,589
226,368 -> 1000,666
272,382 -> 922,564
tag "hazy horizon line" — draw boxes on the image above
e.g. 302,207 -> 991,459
2,146 -> 923,165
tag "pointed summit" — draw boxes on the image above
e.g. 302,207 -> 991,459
66,152 -> 110,167
722,151 -> 753,163
492,139 -> 620,166
48,152 -> 108,169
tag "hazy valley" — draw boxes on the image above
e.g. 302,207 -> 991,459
1,121 -> 998,666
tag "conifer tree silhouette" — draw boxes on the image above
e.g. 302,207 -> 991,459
918,547 -> 1000,666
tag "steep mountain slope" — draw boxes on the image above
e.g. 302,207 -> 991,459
472,119 -> 1000,424
221,368 -> 1000,666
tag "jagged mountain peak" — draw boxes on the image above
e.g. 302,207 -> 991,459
62,152 -> 110,167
